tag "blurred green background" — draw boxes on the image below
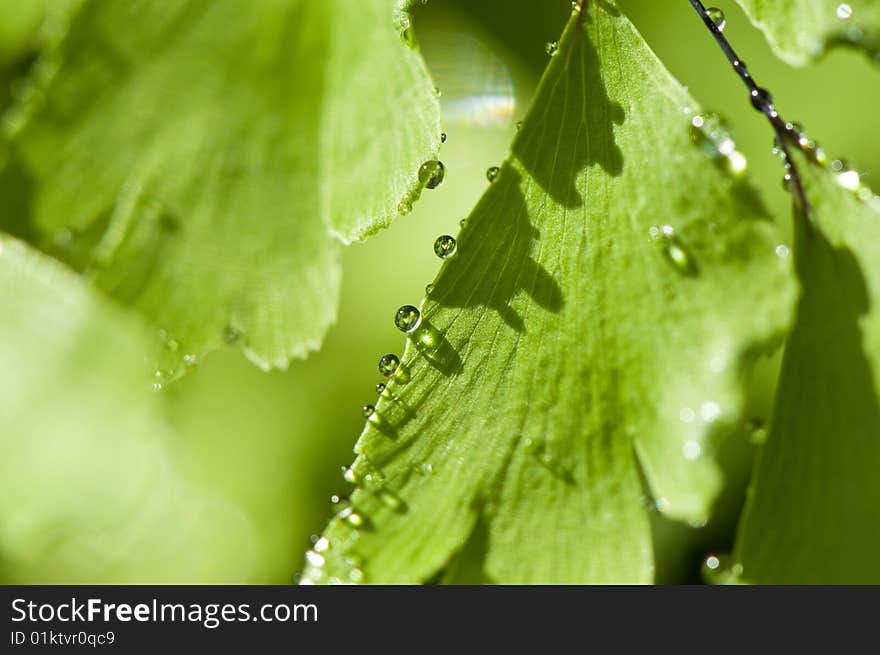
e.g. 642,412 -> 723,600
2,0 -> 878,583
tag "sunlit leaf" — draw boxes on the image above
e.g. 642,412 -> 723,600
0,0 -> 440,375
302,0 -> 794,584
736,0 -> 880,66
730,158 -> 880,584
0,237 -> 254,583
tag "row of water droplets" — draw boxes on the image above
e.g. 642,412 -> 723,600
703,7 -> 878,208
304,17 -> 516,576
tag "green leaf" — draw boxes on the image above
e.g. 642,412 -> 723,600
730,161 -> 880,584
1,0 -> 440,375
0,236 -> 254,582
736,0 -> 880,66
301,1 -> 794,584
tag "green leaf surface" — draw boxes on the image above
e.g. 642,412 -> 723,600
302,1 -> 794,584
0,236 -> 254,582
731,161 -> 880,583
736,0 -> 880,66
1,0 -> 439,375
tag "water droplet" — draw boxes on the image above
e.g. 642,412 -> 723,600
459,218 -> 468,228
837,3 -> 853,19
349,568 -> 364,583
314,536 -> 330,553
433,234 -> 457,259
516,120 -> 523,130
400,24 -> 416,48
419,160 -> 445,189
836,163 -> 861,190
222,325 -> 241,345
705,7 -> 726,31
182,353 -> 199,368
683,440 -> 702,460
377,489 -> 404,511
421,462 -> 434,475
486,166 -> 500,182
775,244 -> 791,259
701,553 -> 743,584
700,401 -> 721,422
545,41 -> 558,56
394,305 -> 422,333
750,87 -> 773,113
339,506 -> 364,528
305,550 -> 325,567
425,283 -> 434,295
440,132 -> 447,143
159,329 -> 179,352
652,225 -> 698,276
330,495 -> 341,505
378,353 -> 400,377
397,200 -> 412,215
343,466 -> 359,484
375,382 -> 386,395
362,405 -> 376,420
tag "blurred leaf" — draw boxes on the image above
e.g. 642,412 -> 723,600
736,0 -> 880,66
731,159 -> 880,583
303,0 -> 794,584
1,0 -> 440,375
0,236 -> 254,583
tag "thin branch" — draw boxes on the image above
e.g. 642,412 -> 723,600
687,0 -> 811,212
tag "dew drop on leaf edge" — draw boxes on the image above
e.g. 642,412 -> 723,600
378,353 -> 400,377
418,160 -> 445,189
486,166 -> 500,182
394,305 -> 422,333
433,235 -> 457,259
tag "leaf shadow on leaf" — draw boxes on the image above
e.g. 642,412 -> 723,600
431,168 -> 564,333
437,512 -> 495,584
408,318 -> 462,376
0,151 -> 37,243
735,218 -> 880,581
511,5 -> 625,208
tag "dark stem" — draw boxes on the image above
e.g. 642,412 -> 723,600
687,0 -> 810,212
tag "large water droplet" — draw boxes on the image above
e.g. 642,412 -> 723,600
378,353 -> 400,377
486,166 -> 500,182
362,405 -> 376,420
419,160 -> 445,189
425,283 -> 434,295
433,235 -> 457,259
545,41 -> 558,56
705,7 -> 726,31
394,305 -> 422,333
375,382 -> 386,395
440,132 -> 447,143
837,3 -> 853,19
